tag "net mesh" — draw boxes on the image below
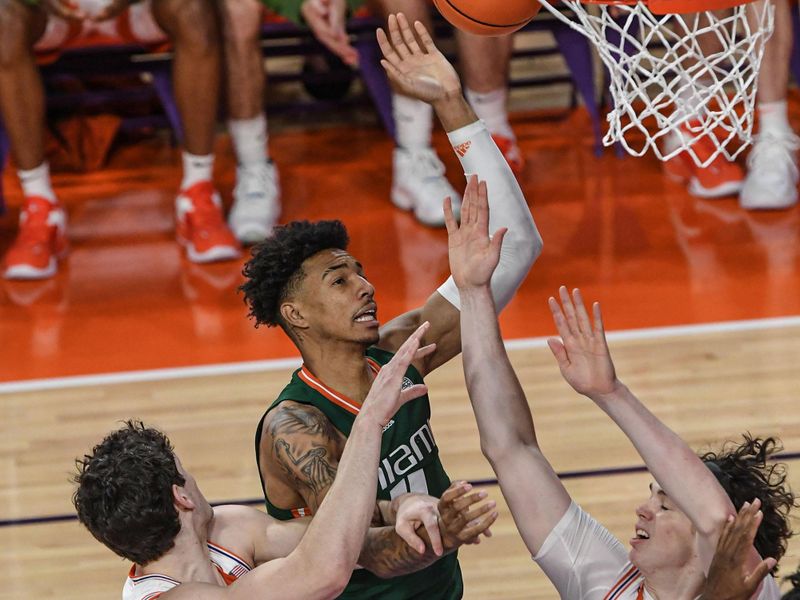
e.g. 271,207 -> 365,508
537,1 -> 775,166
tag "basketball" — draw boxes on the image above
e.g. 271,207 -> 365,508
432,0 -> 541,36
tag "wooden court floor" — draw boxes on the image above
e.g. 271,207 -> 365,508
1,100 -> 800,597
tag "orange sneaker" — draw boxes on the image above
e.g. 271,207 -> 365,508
492,134 -> 525,176
175,181 -> 241,263
663,123 -> 744,198
3,196 -> 68,280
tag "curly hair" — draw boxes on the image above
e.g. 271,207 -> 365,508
783,567 -> 800,600
701,435 -> 795,570
72,420 -> 186,565
240,220 -> 350,328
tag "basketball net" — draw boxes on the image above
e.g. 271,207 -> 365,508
536,1 -> 775,166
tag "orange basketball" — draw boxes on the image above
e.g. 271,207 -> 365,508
432,0 -> 541,36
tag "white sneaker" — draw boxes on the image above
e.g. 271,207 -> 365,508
391,148 -> 461,227
740,131 -> 800,211
228,161 -> 281,244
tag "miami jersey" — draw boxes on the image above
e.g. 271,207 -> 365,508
122,542 -> 251,600
255,346 -> 463,599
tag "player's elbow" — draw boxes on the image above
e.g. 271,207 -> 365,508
480,437 -> 531,465
696,509 -> 731,539
295,547 -> 352,598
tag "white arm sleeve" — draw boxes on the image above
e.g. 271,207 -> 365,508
436,120 -> 543,312
534,502 -> 630,600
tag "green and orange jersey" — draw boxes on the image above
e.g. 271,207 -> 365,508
255,346 -> 463,599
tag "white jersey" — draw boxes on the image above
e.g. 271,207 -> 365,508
122,541 -> 252,600
534,502 -> 781,600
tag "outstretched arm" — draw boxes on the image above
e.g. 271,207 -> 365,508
547,288 -> 742,570
447,175 -> 571,555
376,14 -> 542,376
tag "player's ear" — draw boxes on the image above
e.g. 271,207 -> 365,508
173,484 -> 195,511
280,301 -> 309,330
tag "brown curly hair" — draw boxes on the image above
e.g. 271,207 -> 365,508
701,435 -> 795,571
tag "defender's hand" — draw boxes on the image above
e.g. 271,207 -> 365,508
444,175 -> 506,291
393,493 -> 443,556
376,13 -> 461,105
438,481 -> 497,550
547,287 -> 619,399
700,499 -> 776,600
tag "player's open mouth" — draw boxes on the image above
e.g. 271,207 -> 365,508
354,304 -> 378,323
635,529 -> 650,540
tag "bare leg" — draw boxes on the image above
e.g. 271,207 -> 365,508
456,31 -> 512,94
0,0 -> 47,170
751,0 -> 791,104
219,0 -> 264,121
151,0 -> 220,156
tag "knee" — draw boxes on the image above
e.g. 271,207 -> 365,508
221,0 -> 262,49
155,0 -> 220,52
0,0 -> 38,68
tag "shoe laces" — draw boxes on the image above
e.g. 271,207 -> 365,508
16,198 -> 57,248
237,163 -> 278,202
746,131 -> 800,177
404,149 -> 446,181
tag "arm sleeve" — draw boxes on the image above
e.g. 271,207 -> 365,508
533,502 -> 630,600
437,120 -> 543,312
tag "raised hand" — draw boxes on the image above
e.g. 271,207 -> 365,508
393,494 -> 443,556
360,322 -> 435,426
444,175 -> 507,291
547,287 -> 619,399
376,13 -> 461,105
699,499 -> 776,600
437,481 -> 497,550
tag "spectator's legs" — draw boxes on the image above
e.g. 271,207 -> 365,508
153,0 -> 240,263
378,0 -> 461,228
740,0 -> 798,210
0,0 -> 67,280
220,0 -> 280,243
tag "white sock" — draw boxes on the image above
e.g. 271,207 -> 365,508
758,100 -> 792,137
18,162 -> 57,203
181,152 -> 214,189
228,113 -> 270,169
465,87 -> 514,139
393,93 -> 432,151
675,77 -> 708,123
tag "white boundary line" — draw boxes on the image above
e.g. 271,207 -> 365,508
3,315 -> 800,395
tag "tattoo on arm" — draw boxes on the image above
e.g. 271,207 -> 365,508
268,404 -> 342,510
359,526 -> 444,578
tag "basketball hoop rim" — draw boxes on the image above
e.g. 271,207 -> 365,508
576,0 -> 759,14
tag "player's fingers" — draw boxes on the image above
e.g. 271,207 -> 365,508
414,19 -> 437,54
462,175 -> 477,225
376,29 -> 401,66
476,180 -> 489,229
491,227 -> 508,256
546,337 -> 568,366
397,12 -> 423,55
462,500 -> 497,523
460,510 -> 499,540
395,520 -> 427,554
422,510 -> 443,556
451,490 -> 488,512
379,59 -> 407,88
443,197 -> 457,235
571,289 -> 593,337
388,14 -> 411,59
548,296 -> 574,341
558,286 -> 580,337
440,482 -> 471,505
743,558 -> 776,593
414,343 -> 437,362
399,384 -> 428,406
592,302 -> 607,340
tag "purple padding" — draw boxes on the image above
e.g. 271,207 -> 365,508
792,5 -> 800,88
0,121 -> 8,214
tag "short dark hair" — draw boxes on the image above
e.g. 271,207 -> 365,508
240,220 -> 350,328
701,435 -> 795,571
783,567 -> 800,600
72,420 -> 186,565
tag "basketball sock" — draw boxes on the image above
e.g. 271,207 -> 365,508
180,152 -> 214,189
465,87 -> 514,139
758,100 -> 792,137
228,113 -> 270,169
393,93 -> 433,151
18,162 -> 57,203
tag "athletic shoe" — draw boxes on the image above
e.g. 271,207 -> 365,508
739,131 -> 800,211
228,161 -> 281,244
492,133 -> 525,176
175,181 -> 241,263
3,196 -> 68,280
391,148 -> 461,227
662,124 -> 744,198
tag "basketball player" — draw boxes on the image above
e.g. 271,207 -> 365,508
218,0 -> 281,244
73,324 -> 494,599
0,0 -> 239,280
665,0 -> 798,210
443,170 -> 794,597
262,0 -> 522,226
240,13 -> 541,596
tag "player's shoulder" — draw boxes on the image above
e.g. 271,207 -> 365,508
207,504 -> 272,562
261,401 -> 341,444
